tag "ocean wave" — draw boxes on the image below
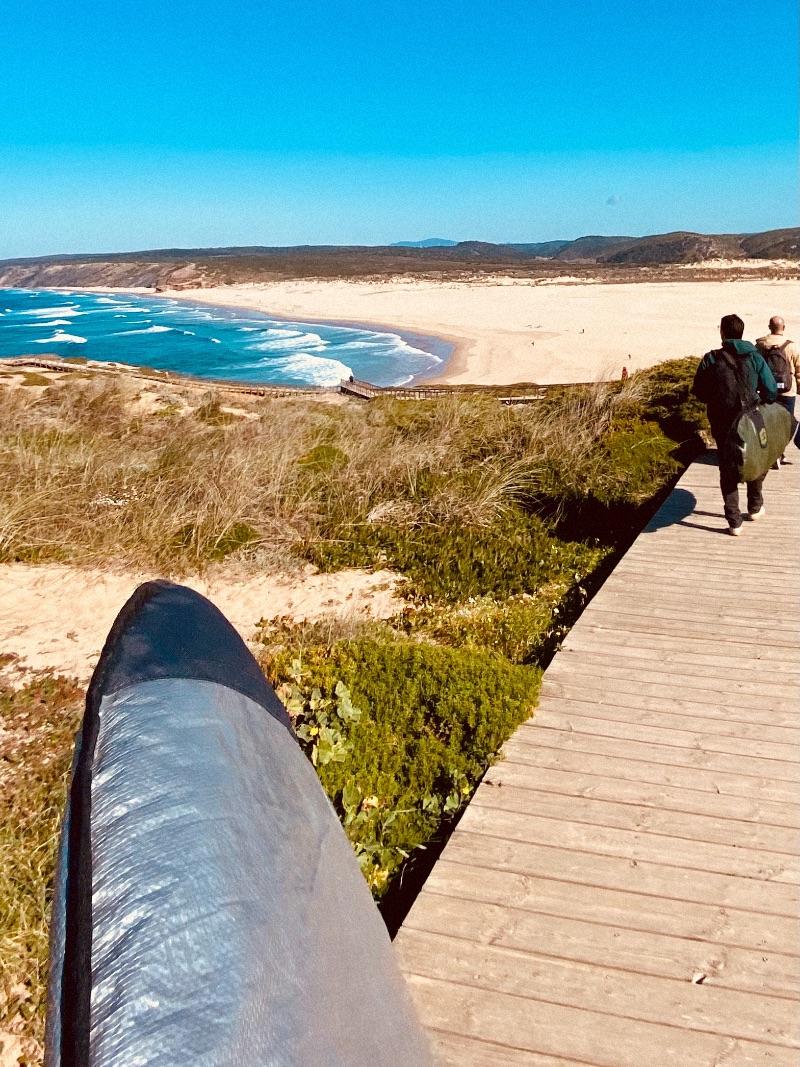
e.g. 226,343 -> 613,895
113,325 -> 172,336
19,306 -> 80,318
246,330 -> 327,353
210,338 -> 221,344
32,331 -> 87,344
20,319 -> 74,328
268,353 -> 353,387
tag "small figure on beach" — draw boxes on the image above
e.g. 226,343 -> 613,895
756,316 -> 800,464
621,366 -> 629,381
692,314 -> 777,536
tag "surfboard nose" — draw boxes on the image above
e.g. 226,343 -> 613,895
46,581 -> 432,1067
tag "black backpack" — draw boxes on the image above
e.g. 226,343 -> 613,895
760,340 -> 793,393
714,349 -> 758,415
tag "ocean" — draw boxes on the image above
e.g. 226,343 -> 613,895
0,289 -> 449,387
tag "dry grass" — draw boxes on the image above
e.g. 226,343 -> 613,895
0,373 -> 661,573
0,672 -> 84,1055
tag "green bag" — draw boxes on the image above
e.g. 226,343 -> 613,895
729,402 -> 793,482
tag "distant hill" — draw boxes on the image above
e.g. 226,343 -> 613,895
740,227 -> 800,260
507,241 -> 572,257
0,228 -> 796,290
555,235 -> 637,261
391,238 -> 458,248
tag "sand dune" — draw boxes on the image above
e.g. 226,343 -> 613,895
0,564 -> 402,684
166,276 -> 798,386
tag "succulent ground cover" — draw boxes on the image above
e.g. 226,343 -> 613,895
0,358 -> 706,1051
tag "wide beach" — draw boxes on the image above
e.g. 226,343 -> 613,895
163,273 -> 799,385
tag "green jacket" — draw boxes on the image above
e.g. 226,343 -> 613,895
692,339 -> 778,439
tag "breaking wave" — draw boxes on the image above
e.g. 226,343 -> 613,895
1,289 -> 449,386
32,331 -> 88,344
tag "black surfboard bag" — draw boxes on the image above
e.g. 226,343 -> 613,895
45,581 -> 432,1067
720,352 -> 794,482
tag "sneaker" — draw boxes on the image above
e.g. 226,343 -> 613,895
727,524 -> 743,536
745,506 -> 765,521
770,461 -> 780,470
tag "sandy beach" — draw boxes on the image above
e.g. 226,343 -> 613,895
164,275 -> 799,385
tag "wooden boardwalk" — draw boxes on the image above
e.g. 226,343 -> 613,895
396,452 -> 800,1066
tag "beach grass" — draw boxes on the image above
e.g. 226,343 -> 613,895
0,358 -> 706,1053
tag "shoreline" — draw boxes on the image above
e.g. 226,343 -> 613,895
23,284 -> 456,388
19,276 -> 800,387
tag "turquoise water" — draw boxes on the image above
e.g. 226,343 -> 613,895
0,289 -> 449,387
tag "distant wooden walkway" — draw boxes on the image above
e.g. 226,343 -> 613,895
396,453 -> 800,1066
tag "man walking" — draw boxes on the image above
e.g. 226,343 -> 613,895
692,314 -> 777,536
756,315 -> 800,462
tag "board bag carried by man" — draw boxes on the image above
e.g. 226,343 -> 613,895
756,315 -> 800,464
692,313 -> 794,536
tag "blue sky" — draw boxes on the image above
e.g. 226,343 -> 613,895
1,0 -> 797,257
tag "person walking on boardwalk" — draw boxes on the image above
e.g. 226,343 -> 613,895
692,314 -> 777,536
756,315 -> 800,463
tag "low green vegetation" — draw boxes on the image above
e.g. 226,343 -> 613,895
0,359 -> 707,1049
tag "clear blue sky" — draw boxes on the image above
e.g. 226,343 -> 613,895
1,0 -> 797,257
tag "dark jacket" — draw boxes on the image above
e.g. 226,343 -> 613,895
692,339 -> 778,442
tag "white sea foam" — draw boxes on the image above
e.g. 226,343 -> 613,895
269,353 -> 353,386
33,331 -> 87,344
20,319 -> 74,328
210,338 -> 221,344
114,325 -> 172,336
20,306 -> 80,318
247,330 -> 327,353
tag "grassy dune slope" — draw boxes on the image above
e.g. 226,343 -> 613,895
0,359 -> 707,1054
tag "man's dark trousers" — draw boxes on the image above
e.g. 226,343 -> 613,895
715,437 -> 765,528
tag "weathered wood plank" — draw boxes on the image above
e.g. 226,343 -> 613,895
457,804 -> 800,882
500,738 -> 800,805
540,674 -> 799,719
470,781 -> 800,853
489,761 -> 800,828
398,927 -> 800,1040
402,975 -> 799,1067
516,710 -> 800,762
422,859 -> 800,955
438,832 -> 800,915
505,728 -> 800,784
535,684 -> 800,732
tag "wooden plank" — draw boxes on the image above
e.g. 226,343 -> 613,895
574,609 -> 800,646
488,761 -> 800,829
558,637 -> 800,676
457,805 -> 800,883
544,654 -> 800,701
540,674 -> 799,719
437,831 -> 800,916
531,692 -> 800,743
538,680 -> 800,729
518,711 -> 800,763
421,859 -> 800,956
402,975 -> 799,1067
429,1032 -> 598,1067
469,781 -> 799,854
398,926 -> 800,1039
505,728 -> 800,784
500,737 -> 800,805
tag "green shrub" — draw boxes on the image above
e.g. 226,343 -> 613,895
264,639 -> 539,894
304,511 -> 603,602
